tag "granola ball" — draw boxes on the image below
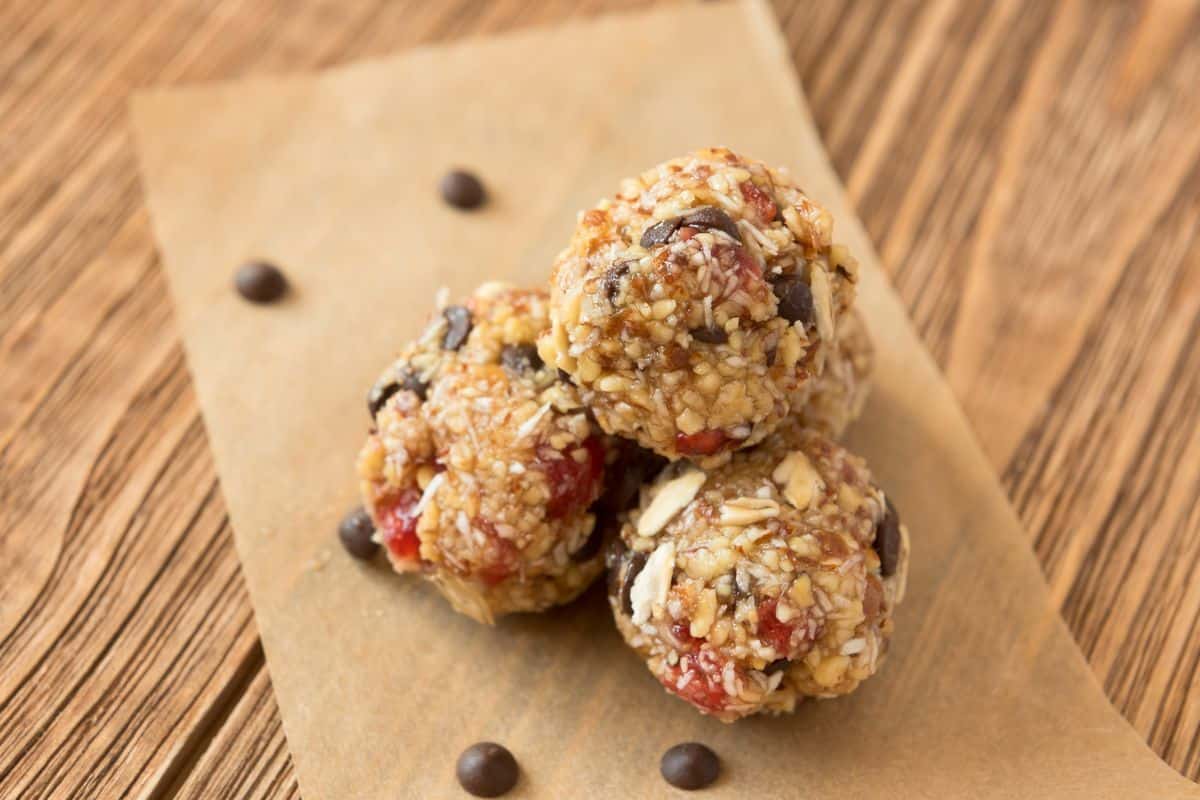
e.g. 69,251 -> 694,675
357,284 -> 610,624
543,147 -> 858,467
606,423 -> 908,721
796,309 -> 874,439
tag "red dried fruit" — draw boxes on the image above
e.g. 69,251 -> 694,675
661,650 -> 729,714
733,245 -> 762,280
739,180 -> 778,222
757,597 -> 796,654
538,435 -> 605,519
675,429 -> 728,456
670,619 -> 702,650
376,487 -> 423,562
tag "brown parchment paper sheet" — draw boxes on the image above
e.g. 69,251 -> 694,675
130,1 -> 1198,797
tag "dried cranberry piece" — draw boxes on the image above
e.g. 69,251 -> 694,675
756,597 -> 796,654
375,488 -> 423,562
739,180 -> 778,222
539,435 -> 605,519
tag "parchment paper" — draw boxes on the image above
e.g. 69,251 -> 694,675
130,1 -> 1198,796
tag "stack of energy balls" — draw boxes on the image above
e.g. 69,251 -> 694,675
356,148 -> 910,722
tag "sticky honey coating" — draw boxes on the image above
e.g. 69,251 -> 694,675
543,147 -> 858,467
357,284 -> 609,624
607,421 -> 908,721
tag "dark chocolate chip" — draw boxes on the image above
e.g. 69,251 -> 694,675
337,507 -> 378,559
367,370 -> 428,416
772,275 -> 815,327
681,206 -> 742,242
500,343 -> 543,375
620,552 -> 648,616
570,516 -> 607,563
456,742 -> 518,797
439,169 -> 487,210
689,325 -> 728,345
234,261 -> 288,304
602,262 -> 631,305
401,370 -> 430,402
763,658 -> 789,675
874,497 -> 902,577
640,217 -> 682,248
441,305 -> 473,350
367,380 -> 400,417
660,742 -> 720,791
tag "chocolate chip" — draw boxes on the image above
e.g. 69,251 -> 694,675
689,325 -> 728,345
367,380 -> 400,417
620,551 -> 647,616
602,262 -> 631,304
681,206 -> 742,242
367,370 -> 428,416
234,261 -> 288,304
557,368 -> 573,383
500,343 -> 543,375
456,742 -> 518,797
439,169 -> 486,210
660,742 -> 720,791
337,507 -> 378,559
401,370 -> 430,401
772,275 -> 815,327
640,217 -> 682,248
874,497 -> 902,577
570,517 -> 607,563
441,305 -> 473,350
764,658 -> 789,675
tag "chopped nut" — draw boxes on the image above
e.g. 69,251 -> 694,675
630,541 -> 676,626
772,451 -> 823,510
596,374 -> 629,393
812,654 -> 850,688
690,589 -> 718,638
636,470 -> 707,537
719,496 -> 781,527
788,574 -> 814,607
416,464 -> 437,489
577,354 -> 602,383
809,265 -> 835,341
837,484 -> 863,511
773,599 -> 797,623
676,408 -> 706,436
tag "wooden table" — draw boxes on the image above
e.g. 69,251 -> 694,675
2,1 -> 1198,796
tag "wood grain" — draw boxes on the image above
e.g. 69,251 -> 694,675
0,1 -> 1197,797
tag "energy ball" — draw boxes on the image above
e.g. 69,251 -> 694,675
796,309 -> 874,439
606,422 -> 908,721
357,284 -> 609,624
543,147 -> 858,466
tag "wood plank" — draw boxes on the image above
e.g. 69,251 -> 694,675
1,0 -> 1199,796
